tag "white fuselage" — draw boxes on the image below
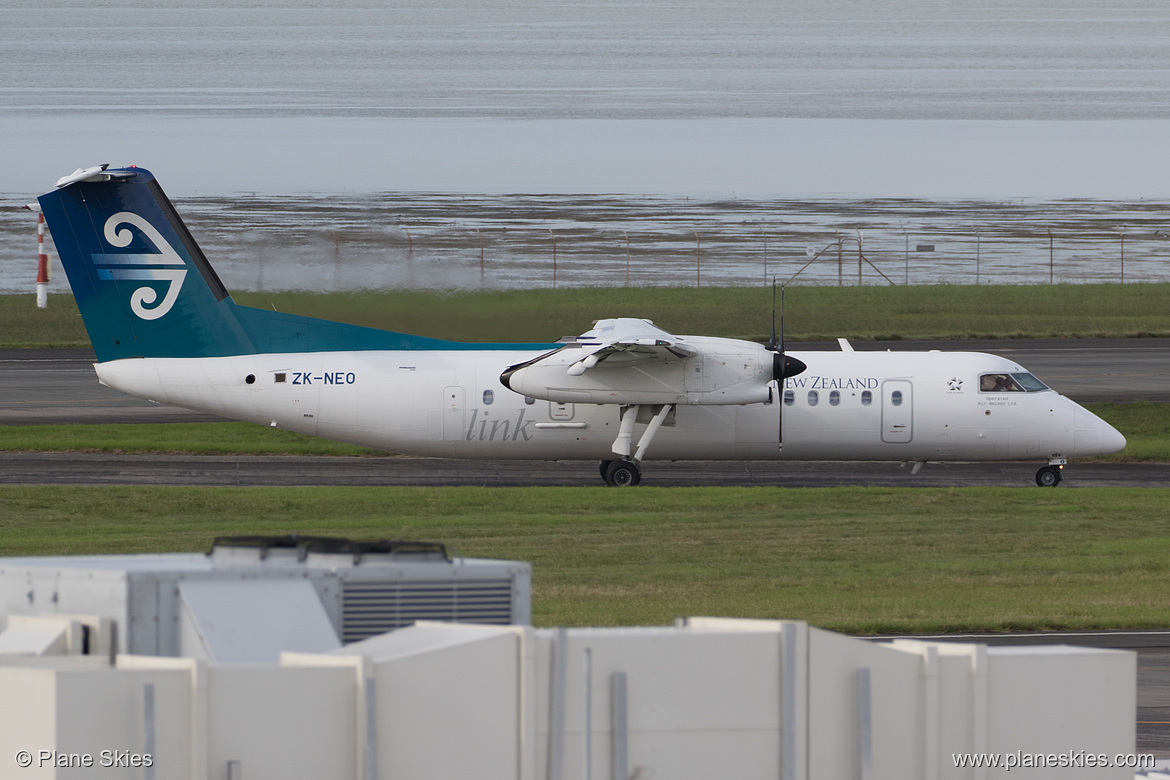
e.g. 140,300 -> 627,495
93,348 -> 1125,463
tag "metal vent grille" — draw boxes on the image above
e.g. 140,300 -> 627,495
341,579 -> 515,643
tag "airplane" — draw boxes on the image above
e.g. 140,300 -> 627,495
38,164 -> 1126,487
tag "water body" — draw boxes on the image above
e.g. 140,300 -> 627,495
7,0 -> 1170,123
3,0 -> 1170,291
4,194 -> 1166,294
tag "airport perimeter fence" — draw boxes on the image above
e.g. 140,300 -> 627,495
4,194 -> 1170,294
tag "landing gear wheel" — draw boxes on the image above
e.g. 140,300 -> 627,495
1035,465 -> 1063,487
604,459 -> 641,487
599,459 -> 615,480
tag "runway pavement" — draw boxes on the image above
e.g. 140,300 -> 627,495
4,337 -> 1170,426
0,348 -> 219,425
0,452 -> 1166,488
1,340 -> 1168,489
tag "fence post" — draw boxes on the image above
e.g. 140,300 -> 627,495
1047,227 -> 1054,284
332,230 -> 341,291
623,230 -> 630,286
762,225 -> 769,285
836,231 -> 843,286
549,229 -> 557,288
403,226 -> 414,287
856,230 -> 863,286
1117,227 -> 1125,283
694,229 -> 701,288
975,231 -> 981,286
902,227 -> 909,286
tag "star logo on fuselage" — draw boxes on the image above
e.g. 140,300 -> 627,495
948,377 -> 963,391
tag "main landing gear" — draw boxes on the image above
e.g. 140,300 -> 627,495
598,404 -> 672,486
600,458 -> 641,487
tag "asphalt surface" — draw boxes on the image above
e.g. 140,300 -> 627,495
0,348 -> 219,425
3,339 -> 1169,753
1,452 -> 1166,488
3,340 -> 1169,489
4,337 -> 1170,425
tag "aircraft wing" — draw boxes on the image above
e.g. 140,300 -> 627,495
567,318 -> 699,375
502,318 -> 803,406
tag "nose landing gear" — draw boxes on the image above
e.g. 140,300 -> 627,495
1035,464 -> 1064,487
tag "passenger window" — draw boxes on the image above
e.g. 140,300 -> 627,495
891,390 -> 903,406
524,396 -> 536,405
808,390 -> 819,407
861,390 -> 872,406
979,373 -> 1026,392
482,389 -> 494,405
829,390 -> 840,406
783,389 -> 795,406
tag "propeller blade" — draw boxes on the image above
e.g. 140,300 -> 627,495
778,282 -> 784,354
770,283 -> 807,447
767,279 -> 777,350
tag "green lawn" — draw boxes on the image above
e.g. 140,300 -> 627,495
6,282 -> 1170,347
0,485 -> 1166,633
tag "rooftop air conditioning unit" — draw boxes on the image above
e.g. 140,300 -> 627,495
0,536 -> 531,664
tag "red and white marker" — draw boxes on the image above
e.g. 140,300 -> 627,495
23,203 -> 49,308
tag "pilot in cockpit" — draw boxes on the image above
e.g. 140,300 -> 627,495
981,373 -> 1021,392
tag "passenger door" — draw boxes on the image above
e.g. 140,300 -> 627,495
881,380 -> 913,443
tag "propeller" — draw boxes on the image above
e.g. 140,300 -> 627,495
766,281 -> 807,383
765,280 -> 807,448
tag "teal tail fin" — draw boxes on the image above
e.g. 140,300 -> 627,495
38,165 -> 471,361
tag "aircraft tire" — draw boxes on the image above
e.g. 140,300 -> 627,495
1035,466 -> 1062,487
599,459 -> 615,479
604,459 -> 642,487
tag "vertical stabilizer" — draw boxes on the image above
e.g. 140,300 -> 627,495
39,165 -> 257,361
40,164 -> 554,361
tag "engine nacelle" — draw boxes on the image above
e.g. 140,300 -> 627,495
502,336 -> 779,406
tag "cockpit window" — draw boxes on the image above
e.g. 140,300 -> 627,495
979,372 -> 1048,393
1012,372 -> 1048,391
980,374 -> 1021,392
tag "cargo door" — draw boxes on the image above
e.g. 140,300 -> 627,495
442,386 -> 465,441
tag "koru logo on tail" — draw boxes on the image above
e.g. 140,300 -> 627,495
92,212 -> 187,320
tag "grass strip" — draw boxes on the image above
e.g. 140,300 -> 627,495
0,421 -> 385,456
0,485 -> 1166,633
6,283 -> 1170,348
1088,401 -> 1170,462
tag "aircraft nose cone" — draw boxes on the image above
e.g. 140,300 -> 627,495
1071,404 -> 1126,456
1098,419 -> 1127,455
